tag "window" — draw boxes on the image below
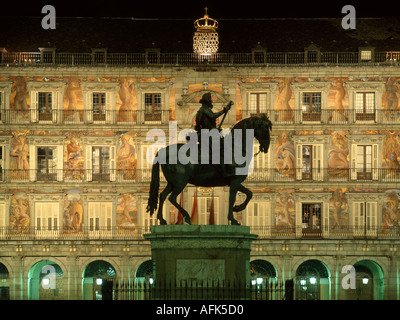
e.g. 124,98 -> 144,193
350,143 -> 378,180
145,49 -> 160,64
92,92 -> 106,121
80,82 -> 119,124
301,92 -> 321,121
294,193 -> 330,238
360,51 -> 372,61
142,202 -> 162,232
88,202 -> 112,237
39,48 -> 56,64
35,202 -> 59,237
27,81 -> 64,123
348,135 -> 383,181
83,137 -> 117,182
246,201 -> 271,233
0,137 -> 11,182
292,81 -> 330,123
144,93 -> 162,122
198,195 -> 219,225
353,202 -> 377,236
249,93 -> 267,116
296,144 -> 323,181
37,147 -> 57,181
0,82 -> 14,123
359,47 -> 374,62
38,92 -> 52,121
27,136 -> 64,182
249,141 -> 271,181
91,48 -> 107,64
355,92 -> 375,121
301,203 -> 321,235
356,145 -> 372,180
92,147 -> 110,181
348,193 -> 383,237
346,81 -> 384,123
294,135 -> 328,182
134,82 -> 172,124
238,83 -> 278,119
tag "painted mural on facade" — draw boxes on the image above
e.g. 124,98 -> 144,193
116,193 -> 138,230
10,131 -> 30,180
64,133 -> 84,181
63,191 -> 83,233
116,132 -> 137,181
1,76 -> 400,233
9,193 -> 30,231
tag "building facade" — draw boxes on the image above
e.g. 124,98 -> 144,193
0,14 -> 400,300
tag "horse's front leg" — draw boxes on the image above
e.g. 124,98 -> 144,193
228,183 -> 240,225
233,184 -> 253,212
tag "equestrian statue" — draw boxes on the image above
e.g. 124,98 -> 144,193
146,92 -> 272,225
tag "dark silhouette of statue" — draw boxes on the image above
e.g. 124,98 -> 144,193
194,92 -> 233,178
195,92 -> 231,132
147,91 -> 272,226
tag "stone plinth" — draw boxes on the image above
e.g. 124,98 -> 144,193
144,225 -> 257,299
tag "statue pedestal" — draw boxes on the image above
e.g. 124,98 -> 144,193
144,225 -> 257,299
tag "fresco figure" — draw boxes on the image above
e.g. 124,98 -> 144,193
9,195 -> 30,230
64,80 -> 83,122
328,132 -> 349,178
63,199 -> 83,232
116,193 -> 137,229
383,191 -> 400,229
10,133 -> 29,180
274,132 -> 295,178
385,77 -> 399,111
12,77 -> 28,110
118,78 -> 136,122
117,134 -> 137,181
329,79 -> 348,122
275,78 -> 293,122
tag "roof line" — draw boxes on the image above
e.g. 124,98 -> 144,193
0,15 -> 389,21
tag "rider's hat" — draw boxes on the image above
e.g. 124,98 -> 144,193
199,92 -> 213,106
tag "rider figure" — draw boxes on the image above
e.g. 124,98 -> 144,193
194,92 -> 234,178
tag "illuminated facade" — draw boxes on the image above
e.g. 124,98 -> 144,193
0,14 -> 400,300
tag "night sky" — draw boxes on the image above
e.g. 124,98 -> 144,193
1,0 -> 397,19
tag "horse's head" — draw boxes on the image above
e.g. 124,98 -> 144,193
253,114 -> 272,154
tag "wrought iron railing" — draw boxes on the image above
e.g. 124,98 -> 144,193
1,168 -> 399,183
112,279 -> 290,300
0,109 -> 167,125
0,226 -> 398,240
1,109 -> 400,125
1,51 -> 400,66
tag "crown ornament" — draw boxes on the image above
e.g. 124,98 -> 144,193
194,7 -> 219,32
193,7 -> 219,56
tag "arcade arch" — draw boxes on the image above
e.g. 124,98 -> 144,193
82,260 -> 117,300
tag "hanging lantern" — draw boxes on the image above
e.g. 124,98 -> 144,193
193,7 -> 219,57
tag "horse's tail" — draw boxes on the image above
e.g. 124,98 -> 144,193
146,155 -> 160,216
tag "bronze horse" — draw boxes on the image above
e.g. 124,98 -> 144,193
146,114 -> 272,225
